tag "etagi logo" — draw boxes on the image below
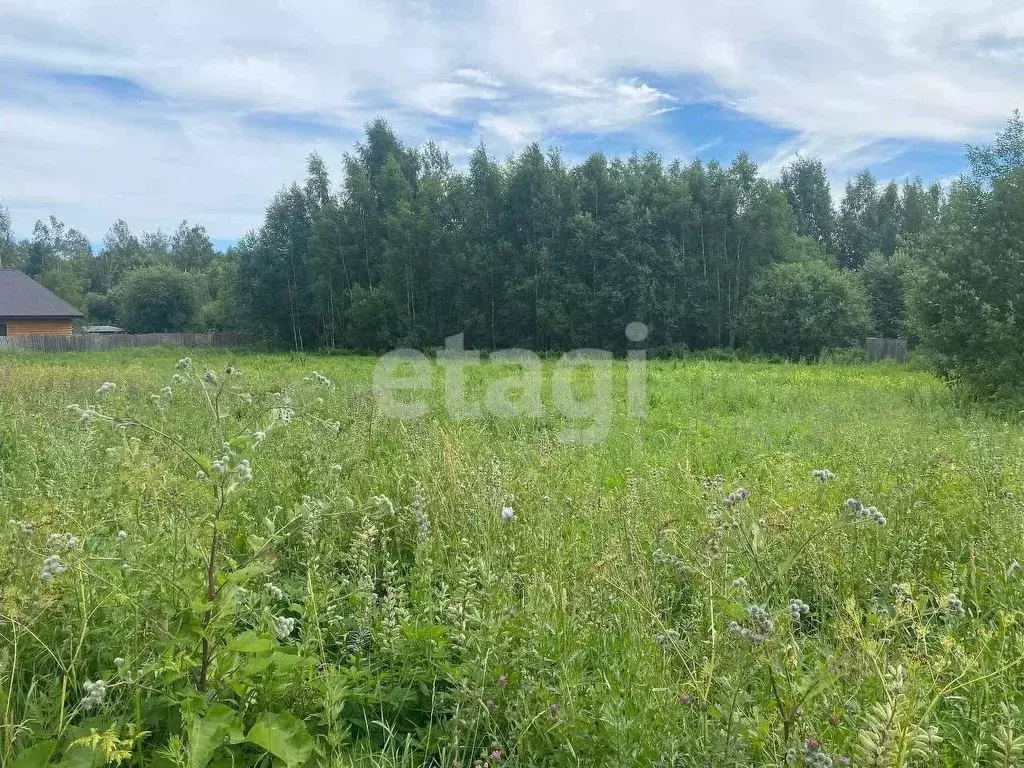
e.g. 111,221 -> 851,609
372,322 -> 649,445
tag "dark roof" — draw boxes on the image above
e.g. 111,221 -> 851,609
0,270 -> 84,318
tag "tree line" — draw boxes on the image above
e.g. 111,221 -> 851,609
1,112 -> 1021,395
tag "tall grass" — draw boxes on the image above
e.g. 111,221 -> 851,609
1,351 -> 1022,767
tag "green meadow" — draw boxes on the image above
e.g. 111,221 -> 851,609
2,350 -> 1023,767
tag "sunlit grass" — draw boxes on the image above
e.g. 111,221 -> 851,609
1,350 -> 1023,767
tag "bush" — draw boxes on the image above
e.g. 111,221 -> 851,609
116,265 -> 200,333
741,260 -> 873,360
908,171 -> 1024,398
860,250 -> 912,339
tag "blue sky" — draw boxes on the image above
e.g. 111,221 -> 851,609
1,0 -> 1021,244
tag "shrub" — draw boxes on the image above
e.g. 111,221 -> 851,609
908,172 -> 1024,399
741,260 -> 873,360
116,265 -> 200,333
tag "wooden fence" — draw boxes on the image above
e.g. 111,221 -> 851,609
0,333 -> 263,352
865,337 -> 908,362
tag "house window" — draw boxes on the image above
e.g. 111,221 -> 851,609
0,323 -> 6,336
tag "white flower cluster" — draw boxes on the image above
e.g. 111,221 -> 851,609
846,499 -> 886,526
274,615 -> 296,640
654,628 -> 680,647
175,357 -> 192,370
265,582 -> 283,601
41,554 -> 66,582
812,469 -> 835,482
202,370 -> 218,385
652,548 -> 685,568
729,604 -> 775,644
239,392 -> 253,405
252,430 -> 266,444
500,505 -> 516,522
722,488 -> 750,507
172,373 -> 186,384
67,403 -> 102,423
789,598 -> 811,622
410,485 -> 431,540
96,382 -> 117,396
310,371 -> 332,386
9,519 -> 35,535
328,421 -> 341,435
733,577 -> 748,589
947,593 -> 966,616
48,532 -> 78,550
236,459 -> 252,482
117,530 -> 127,544
81,679 -> 106,709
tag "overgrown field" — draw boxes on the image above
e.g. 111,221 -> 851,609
2,350 -> 1024,767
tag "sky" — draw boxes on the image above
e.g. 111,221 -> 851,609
1,0 -> 1022,244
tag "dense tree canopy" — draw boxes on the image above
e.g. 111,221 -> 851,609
908,115 -> 1024,398
1,112 -> 1022,395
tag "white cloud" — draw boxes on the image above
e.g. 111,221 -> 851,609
0,0 -> 1020,239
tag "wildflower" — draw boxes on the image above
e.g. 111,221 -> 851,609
836,757 -> 851,766
485,699 -> 497,711
274,615 -> 296,640
114,657 -> 125,667
175,357 -> 192,369
160,386 -> 172,398
225,366 -> 240,375
828,714 -> 840,726
41,554 -> 65,581
498,675 -> 508,686
96,382 -> 117,396
196,470 -> 207,481
329,421 -> 341,435
723,488 -> 750,506
211,455 -> 229,473
654,628 -> 680,646
500,506 -> 516,523
813,469 -> 835,482
490,749 -> 503,762
679,694 -> 692,705
947,593 -> 966,617
550,702 -> 560,713
733,577 -> 748,589
411,485 -> 431,540
202,370 -> 217,385
239,392 -> 253,405
265,582 -> 284,601
121,562 -> 131,573
10,519 -> 35,535
845,498 -> 863,514
312,371 -> 332,386
172,373 -> 186,384
252,430 -> 266,444
801,737 -> 834,768
789,598 -> 810,622
81,680 -> 106,710
117,530 -> 127,544
236,459 -> 253,483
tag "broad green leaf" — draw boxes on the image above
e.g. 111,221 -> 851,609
188,703 -> 237,768
228,631 -> 275,653
246,712 -> 313,767
11,740 -> 58,768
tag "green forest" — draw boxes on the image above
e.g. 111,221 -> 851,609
1,111 -> 1022,395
